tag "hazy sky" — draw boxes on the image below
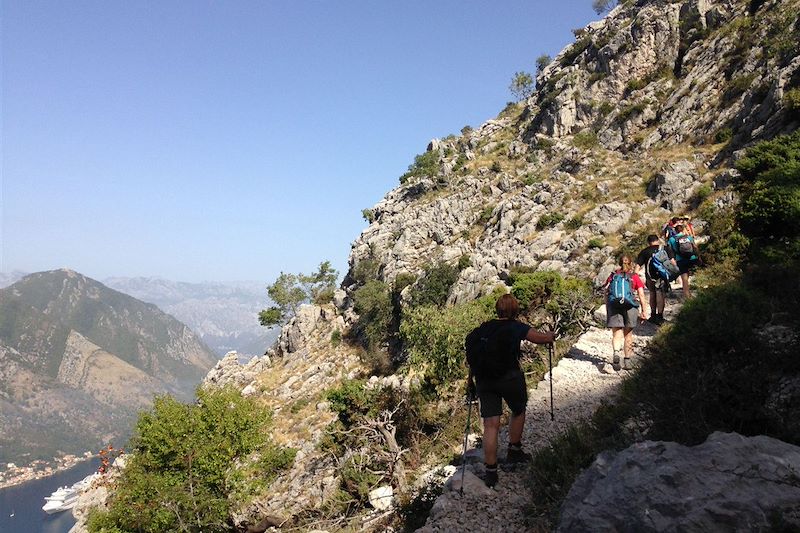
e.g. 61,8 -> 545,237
2,1 -> 599,283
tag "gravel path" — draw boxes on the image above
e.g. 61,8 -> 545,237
417,299 -> 679,532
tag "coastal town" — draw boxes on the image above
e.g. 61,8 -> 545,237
0,452 -> 94,490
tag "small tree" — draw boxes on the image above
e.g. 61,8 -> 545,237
592,0 -> 617,14
259,261 -> 339,326
536,54 -> 552,75
509,71 -> 535,101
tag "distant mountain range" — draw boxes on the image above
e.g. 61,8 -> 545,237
0,272 -> 279,358
0,269 -> 218,464
103,277 -> 279,358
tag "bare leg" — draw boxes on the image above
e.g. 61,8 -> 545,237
483,416 -> 501,465
509,412 -> 525,445
680,272 -> 691,299
656,290 -> 665,315
611,327 -> 624,351
623,327 -> 634,357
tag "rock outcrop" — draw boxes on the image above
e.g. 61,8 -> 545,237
557,432 -> 800,532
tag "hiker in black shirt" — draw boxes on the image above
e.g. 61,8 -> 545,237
467,294 -> 554,487
636,234 -> 674,325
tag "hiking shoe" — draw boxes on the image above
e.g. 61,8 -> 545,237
483,465 -> 498,487
506,446 -> 532,464
647,316 -> 660,325
612,350 -> 622,371
622,357 -> 631,371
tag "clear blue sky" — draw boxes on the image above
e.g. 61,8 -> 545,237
1,0 -> 599,284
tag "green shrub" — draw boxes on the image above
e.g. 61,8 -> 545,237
477,204 -> 495,225
714,127 -> 733,144
560,35 -> 592,66
616,101 -> 647,123
362,208 -> 375,223
352,280 -> 393,350
722,73 -> 757,104
587,237 -> 605,249
588,72 -> 608,85
572,131 -> 599,150
693,183 -> 713,204
409,262 -> 459,308
597,101 -> 614,117
626,78 -> 646,92
785,88 -> 800,117
87,388 -> 295,533
330,329 -> 342,347
400,150 -> 440,184
509,270 -> 595,338
536,212 -> 565,230
400,298 -> 495,393
565,214 -> 584,230
458,254 -> 472,271
490,160 -> 503,173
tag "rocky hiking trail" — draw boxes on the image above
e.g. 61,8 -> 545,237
418,296 -> 681,533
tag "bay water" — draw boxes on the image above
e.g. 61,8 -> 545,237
0,458 -> 101,533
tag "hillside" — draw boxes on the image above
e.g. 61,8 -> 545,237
79,0 -> 799,531
0,269 -> 217,465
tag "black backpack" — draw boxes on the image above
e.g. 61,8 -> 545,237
465,320 -> 519,379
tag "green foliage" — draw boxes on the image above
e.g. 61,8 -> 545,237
477,204 -> 495,225
260,261 -> 339,325
409,262 -> 459,308
693,183 -> 713,204
362,208 -> 375,224
352,280 -> 393,350
399,477 -> 445,531
509,71 -> 535,101
714,127 -> 733,144
509,270 -> 595,338
535,54 -> 552,74
596,101 -> 614,117
536,212 -> 565,230
785,88 -> 800,118
330,328 -> 342,347
722,73 -> 757,104
572,131 -> 599,150
592,0 -> 617,15
88,388 -> 295,533
560,36 -> 592,66
458,254 -> 472,271
616,101 -> 647,123
588,72 -> 608,85
625,78 -> 646,92
735,130 -> 800,263
400,150 -> 440,184
565,214 -> 584,230
587,237 -> 605,249
400,297 -> 496,393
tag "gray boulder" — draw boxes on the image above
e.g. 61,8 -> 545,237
557,432 -> 800,532
647,160 -> 700,211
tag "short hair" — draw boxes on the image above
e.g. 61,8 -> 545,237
674,224 -> 684,233
647,234 -> 659,244
671,216 -> 680,223
496,293 -> 520,319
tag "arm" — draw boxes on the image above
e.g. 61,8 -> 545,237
637,286 -> 648,319
526,328 -> 555,344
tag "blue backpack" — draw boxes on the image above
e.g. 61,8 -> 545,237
647,247 -> 680,282
608,272 -> 639,309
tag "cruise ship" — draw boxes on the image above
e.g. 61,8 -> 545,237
42,473 -> 99,514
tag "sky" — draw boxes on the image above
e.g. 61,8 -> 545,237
1,1 -> 600,284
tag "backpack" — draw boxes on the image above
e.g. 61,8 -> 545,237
647,247 -> 680,282
465,320 -> 519,379
673,235 -> 696,257
663,223 -> 678,240
608,272 -> 639,309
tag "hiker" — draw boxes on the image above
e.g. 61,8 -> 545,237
465,294 -> 555,488
662,216 -> 680,241
604,254 -> 648,371
666,224 -> 699,299
680,215 -> 696,237
636,234 -> 674,325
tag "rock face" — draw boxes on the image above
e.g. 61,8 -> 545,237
557,432 -> 800,532
345,0 -> 799,304
0,269 -> 217,465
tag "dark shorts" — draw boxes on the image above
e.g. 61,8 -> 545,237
677,259 -> 695,275
475,369 -> 527,418
646,277 -> 667,294
606,302 -> 640,328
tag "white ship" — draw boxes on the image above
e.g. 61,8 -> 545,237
42,473 -> 99,514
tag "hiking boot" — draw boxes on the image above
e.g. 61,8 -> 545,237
506,445 -> 532,464
483,465 -> 498,487
612,350 -> 622,371
622,357 -> 631,371
647,315 -> 660,325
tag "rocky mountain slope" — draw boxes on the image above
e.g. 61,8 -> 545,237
78,0 -> 799,530
0,269 -> 217,465
104,277 -> 278,358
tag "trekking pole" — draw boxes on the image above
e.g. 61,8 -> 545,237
548,341 -> 555,421
459,396 -> 473,496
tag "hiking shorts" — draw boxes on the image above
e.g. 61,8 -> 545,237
475,369 -> 527,418
646,277 -> 667,294
606,303 -> 640,328
677,259 -> 695,275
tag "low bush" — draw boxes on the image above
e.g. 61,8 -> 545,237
352,280 -> 393,351
536,212 -> 565,230
87,388 -> 295,533
572,131 -> 599,150
400,150 -> 440,184
409,262 -> 460,308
